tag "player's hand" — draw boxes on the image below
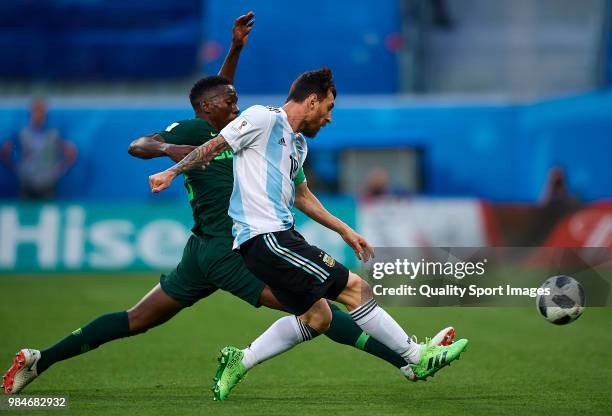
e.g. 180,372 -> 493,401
149,170 -> 176,193
232,11 -> 255,48
164,144 -> 197,163
340,228 -> 375,262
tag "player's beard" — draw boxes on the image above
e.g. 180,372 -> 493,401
301,123 -> 321,138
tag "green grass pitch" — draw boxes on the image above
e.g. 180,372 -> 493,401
1,274 -> 611,416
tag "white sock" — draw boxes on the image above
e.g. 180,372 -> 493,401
349,299 -> 421,364
241,316 -> 315,370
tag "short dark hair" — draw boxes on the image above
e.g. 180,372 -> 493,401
189,76 -> 231,110
286,67 -> 336,103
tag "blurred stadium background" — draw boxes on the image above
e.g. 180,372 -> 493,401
0,0 -> 610,273
1,2 -> 611,414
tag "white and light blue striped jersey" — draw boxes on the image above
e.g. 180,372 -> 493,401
220,105 -> 307,248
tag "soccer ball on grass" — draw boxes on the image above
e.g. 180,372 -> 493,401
536,275 -> 585,325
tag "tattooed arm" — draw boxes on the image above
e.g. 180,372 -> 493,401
166,135 -> 230,174
149,135 -> 230,193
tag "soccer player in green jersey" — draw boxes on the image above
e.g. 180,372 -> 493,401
2,12 -> 454,395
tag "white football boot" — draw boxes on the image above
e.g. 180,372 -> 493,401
428,326 -> 455,347
400,326 -> 456,381
2,349 -> 41,394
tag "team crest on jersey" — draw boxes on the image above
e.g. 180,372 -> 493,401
232,117 -> 251,134
321,252 -> 336,268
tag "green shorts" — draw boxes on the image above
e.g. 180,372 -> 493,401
160,234 -> 265,307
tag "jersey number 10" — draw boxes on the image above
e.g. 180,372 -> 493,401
289,155 -> 299,179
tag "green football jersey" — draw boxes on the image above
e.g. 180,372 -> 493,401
159,118 -> 306,238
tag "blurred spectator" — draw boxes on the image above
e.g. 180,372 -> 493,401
539,166 -> 581,209
360,167 -> 410,202
0,99 -> 77,199
431,0 -> 454,30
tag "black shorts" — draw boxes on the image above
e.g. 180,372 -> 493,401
239,229 -> 349,315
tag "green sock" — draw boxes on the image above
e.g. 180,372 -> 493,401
326,303 -> 406,369
36,311 -> 130,374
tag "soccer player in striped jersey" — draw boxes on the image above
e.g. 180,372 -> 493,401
149,68 -> 469,400
2,13 -> 454,396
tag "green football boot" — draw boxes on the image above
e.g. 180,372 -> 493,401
403,338 -> 468,381
212,346 -> 248,401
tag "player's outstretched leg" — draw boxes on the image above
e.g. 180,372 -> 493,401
2,310 -> 130,395
325,303 -> 455,371
259,284 -> 457,375
337,273 -> 468,380
212,314 -> 318,401
210,312 -> 458,399
212,300 -> 330,401
2,284 -> 183,394
259,287 -> 419,371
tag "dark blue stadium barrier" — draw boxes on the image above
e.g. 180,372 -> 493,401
1,0 -> 401,91
0,0 -> 201,80
608,4 -> 612,86
0,92 -> 610,202
202,0 -> 401,94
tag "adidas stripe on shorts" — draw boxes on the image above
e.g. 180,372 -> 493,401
238,229 -> 349,315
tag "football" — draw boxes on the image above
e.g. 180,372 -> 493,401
536,275 -> 585,325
